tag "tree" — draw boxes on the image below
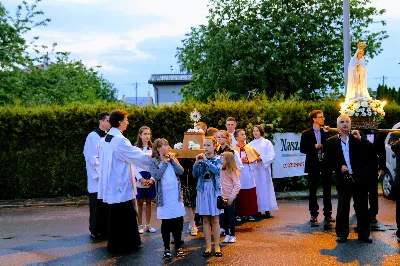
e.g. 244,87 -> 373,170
0,0 -> 117,106
177,0 -> 388,101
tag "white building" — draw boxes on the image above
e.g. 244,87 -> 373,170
148,74 -> 192,105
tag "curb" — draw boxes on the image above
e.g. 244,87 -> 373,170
0,193 -> 384,209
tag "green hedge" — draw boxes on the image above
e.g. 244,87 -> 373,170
1,98 -> 400,199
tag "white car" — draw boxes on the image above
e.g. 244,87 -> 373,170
382,122 -> 400,199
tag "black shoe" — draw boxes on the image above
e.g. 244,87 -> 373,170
370,217 -> 378,224
176,248 -> 185,258
310,216 -> 318,223
265,212 -> 274,219
163,249 -> 172,260
337,237 -> 347,243
358,237 -> 372,243
90,233 -> 101,239
324,216 -> 335,223
214,251 -> 223,257
202,250 -> 212,257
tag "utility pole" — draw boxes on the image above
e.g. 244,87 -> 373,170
135,82 -> 138,106
382,75 -> 387,86
343,0 -> 350,95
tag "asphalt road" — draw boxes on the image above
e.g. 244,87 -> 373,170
0,198 -> 399,266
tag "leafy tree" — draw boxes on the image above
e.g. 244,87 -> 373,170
0,0 -> 117,106
177,0 -> 388,101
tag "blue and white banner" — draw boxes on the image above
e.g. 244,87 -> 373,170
272,133 -> 307,178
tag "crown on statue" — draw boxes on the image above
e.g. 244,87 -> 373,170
357,42 -> 366,51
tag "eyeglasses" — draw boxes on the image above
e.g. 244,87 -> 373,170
317,116 -> 325,119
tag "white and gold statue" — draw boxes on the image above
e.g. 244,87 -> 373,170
345,42 -> 370,101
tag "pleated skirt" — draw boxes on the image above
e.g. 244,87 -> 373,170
196,180 -> 223,216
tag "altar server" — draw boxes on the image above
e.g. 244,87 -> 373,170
248,125 -> 278,217
98,110 -> 150,254
83,112 -> 110,239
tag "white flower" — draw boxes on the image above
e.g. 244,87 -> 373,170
348,110 -> 355,116
373,112 -> 377,115
370,102 -> 376,108
355,113 -> 359,116
188,141 -> 200,150
187,128 -> 204,133
361,101 -> 368,107
377,108 -> 383,113
174,142 -> 183,149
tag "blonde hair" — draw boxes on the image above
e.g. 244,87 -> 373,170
218,130 -> 232,146
221,152 -> 240,177
152,138 -> 169,162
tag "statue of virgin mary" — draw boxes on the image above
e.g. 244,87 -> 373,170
345,42 -> 371,101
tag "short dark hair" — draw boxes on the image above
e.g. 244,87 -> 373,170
206,127 -> 219,136
98,112 -> 110,121
234,129 -> 244,140
109,110 -> 128,128
309,110 -> 323,121
226,117 -> 236,123
254,125 -> 265,136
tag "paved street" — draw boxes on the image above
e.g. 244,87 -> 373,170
1,197 -> 399,266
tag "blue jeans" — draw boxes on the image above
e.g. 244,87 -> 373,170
223,199 -> 236,236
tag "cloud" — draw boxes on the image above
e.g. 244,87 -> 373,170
373,0 -> 400,20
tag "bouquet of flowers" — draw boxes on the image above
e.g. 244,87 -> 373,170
187,128 -> 204,133
188,141 -> 200,150
339,97 -> 386,122
174,142 -> 183,149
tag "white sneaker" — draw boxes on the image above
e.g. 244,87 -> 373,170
191,226 -> 198,236
223,235 -> 231,243
236,216 -> 242,222
229,236 -> 236,243
138,225 -> 144,234
248,216 -> 255,221
220,228 -> 225,235
146,225 -> 156,233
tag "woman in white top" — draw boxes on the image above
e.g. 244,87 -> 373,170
134,126 -> 157,234
149,138 -> 186,260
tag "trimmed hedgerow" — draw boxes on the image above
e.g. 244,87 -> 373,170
1,98 -> 400,199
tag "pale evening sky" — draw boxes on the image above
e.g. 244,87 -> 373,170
2,0 -> 400,99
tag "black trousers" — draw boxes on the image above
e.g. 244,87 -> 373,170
367,175 -> 379,220
161,216 -> 184,250
107,200 -> 141,254
394,172 -> 400,238
307,169 -> 332,217
89,193 -> 108,237
223,200 -> 236,236
336,181 -> 370,239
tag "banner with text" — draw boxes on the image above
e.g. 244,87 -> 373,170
272,133 -> 307,178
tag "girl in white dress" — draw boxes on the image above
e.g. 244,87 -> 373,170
149,138 -> 186,260
193,137 -> 223,257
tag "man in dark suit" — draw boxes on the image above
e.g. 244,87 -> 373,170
389,132 -> 400,243
300,110 -> 334,223
325,114 -> 374,243
364,131 -> 386,228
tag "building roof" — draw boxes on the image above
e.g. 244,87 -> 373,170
148,73 -> 193,84
124,96 -> 153,106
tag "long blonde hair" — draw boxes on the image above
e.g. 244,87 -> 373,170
152,138 -> 169,162
221,152 -> 240,177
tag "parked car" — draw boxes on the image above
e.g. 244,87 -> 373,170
382,122 -> 400,199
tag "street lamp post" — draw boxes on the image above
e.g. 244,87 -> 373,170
343,0 -> 350,95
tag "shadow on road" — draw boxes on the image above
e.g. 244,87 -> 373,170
320,237 -> 400,266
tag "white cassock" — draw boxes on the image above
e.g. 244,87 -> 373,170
98,127 -> 150,204
248,137 -> 278,212
83,129 -> 105,193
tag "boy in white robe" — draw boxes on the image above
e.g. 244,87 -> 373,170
83,112 -> 110,238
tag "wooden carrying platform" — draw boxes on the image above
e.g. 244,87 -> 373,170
172,132 -> 205,159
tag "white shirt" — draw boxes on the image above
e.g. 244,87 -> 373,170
367,134 -> 375,144
340,135 -> 353,174
133,147 -> 155,188
83,129 -> 105,193
98,127 -> 150,204
229,132 -> 237,147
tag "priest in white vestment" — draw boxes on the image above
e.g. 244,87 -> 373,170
98,110 -> 150,254
248,125 -> 278,215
